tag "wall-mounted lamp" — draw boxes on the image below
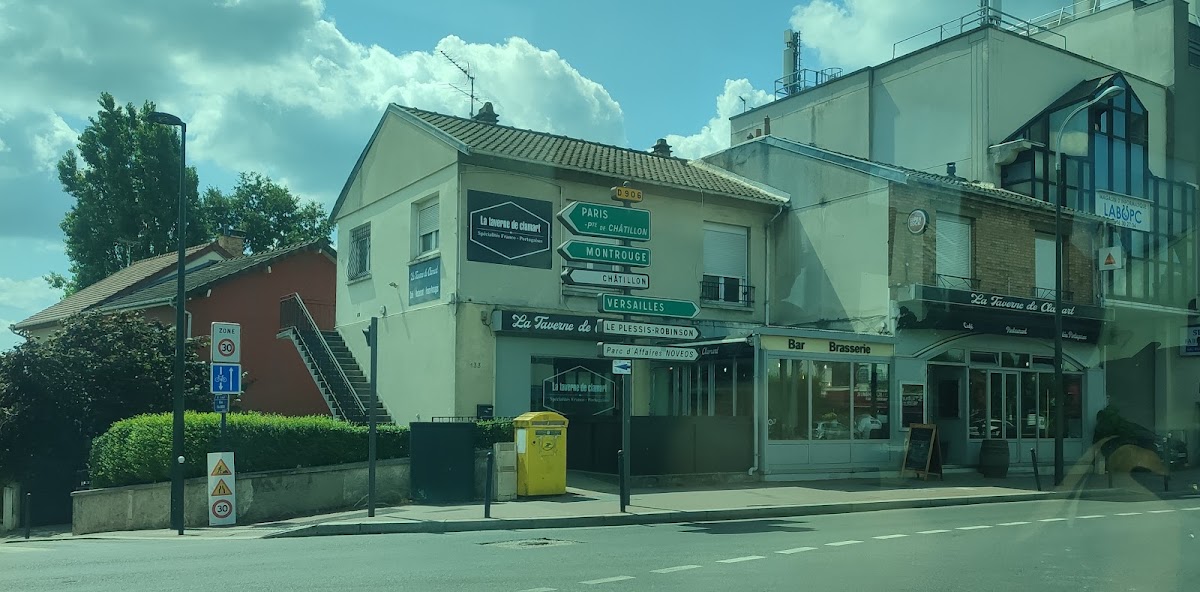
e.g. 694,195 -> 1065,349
388,282 -> 399,288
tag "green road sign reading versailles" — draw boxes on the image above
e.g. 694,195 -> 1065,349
558,202 -> 651,241
558,240 -> 650,267
599,294 -> 699,319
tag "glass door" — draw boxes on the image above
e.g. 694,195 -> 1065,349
971,370 -> 1019,441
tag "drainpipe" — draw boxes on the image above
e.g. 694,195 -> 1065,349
751,204 -> 785,478
764,204 -> 786,328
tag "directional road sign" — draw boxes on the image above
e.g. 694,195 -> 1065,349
558,202 -> 651,241
601,319 -> 700,340
612,359 -> 632,374
211,322 -> 241,364
561,267 -> 649,290
210,363 -> 242,394
599,294 -> 699,319
599,343 -> 698,361
558,240 -> 650,267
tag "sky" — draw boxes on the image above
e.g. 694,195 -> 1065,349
0,0 -> 1066,350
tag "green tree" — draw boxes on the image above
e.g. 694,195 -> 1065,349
0,311 -> 210,484
202,172 -> 332,254
55,92 -> 205,293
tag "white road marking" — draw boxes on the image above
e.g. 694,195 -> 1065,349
651,565 -> 702,574
716,555 -> 765,563
825,540 -> 863,547
580,576 -> 635,585
957,525 -> 993,530
1077,515 -> 1104,519
0,546 -> 52,553
997,521 -> 1031,526
1149,509 -> 1176,514
1115,512 -> 1143,516
1181,507 -> 1200,511
874,534 -> 908,539
917,529 -> 950,534
518,588 -> 557,592
776,547 -> 818,554
1039,518 -> 1068,522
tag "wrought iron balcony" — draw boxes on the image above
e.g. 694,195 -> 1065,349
700,277 -> 755,306
1032,287 -> 1075,301
935,273 -> 981,291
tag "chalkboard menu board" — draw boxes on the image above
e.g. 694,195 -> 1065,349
901,423 -> 943,480
901,383 -> 925,428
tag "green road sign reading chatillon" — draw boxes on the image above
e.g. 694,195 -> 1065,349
558,240 -> 651,267
558,202 -> 651,241
599,294 -> 699,319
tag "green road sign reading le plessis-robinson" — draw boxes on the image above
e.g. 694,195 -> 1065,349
558,202 -> 651,242
599,294 -> 699,319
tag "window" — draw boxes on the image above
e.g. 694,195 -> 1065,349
768,359 -> 810,440
348,223 -> 371,280
1034,234 -> 1057,297
935,213 -> 973,288
702,222 -> 750,304
531,357 -> 618,417
417,201 -> 439,255
768,359 -> 892,441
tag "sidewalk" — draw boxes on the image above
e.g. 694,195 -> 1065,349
6,467 -> 1197,543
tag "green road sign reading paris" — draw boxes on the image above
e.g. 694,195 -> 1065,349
558,202 -> 651,241
558,240 -> 651,267
599,294 -> 699,319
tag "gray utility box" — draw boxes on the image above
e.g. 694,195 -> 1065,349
493,442 -> 517,502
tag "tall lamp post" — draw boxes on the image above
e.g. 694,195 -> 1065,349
147,110 -> 188,534
1052,85 -> 1122,486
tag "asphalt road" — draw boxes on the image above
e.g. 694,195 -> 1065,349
3,497 -> 1199,591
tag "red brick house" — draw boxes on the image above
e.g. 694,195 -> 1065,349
93,238 -> 337,417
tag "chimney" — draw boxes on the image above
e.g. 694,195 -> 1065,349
651,138 -> 672,157
763,116 -> 771,135
755,128 -> 762,137
473,101 -> 499,124
217,231 -> 245,257
946,162 -> 957,178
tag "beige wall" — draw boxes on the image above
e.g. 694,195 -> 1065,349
731,72 -> 872,159
455,164 -> 776,325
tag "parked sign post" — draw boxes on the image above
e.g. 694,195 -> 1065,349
207,452 -> 236,526
210,322 -> 241,474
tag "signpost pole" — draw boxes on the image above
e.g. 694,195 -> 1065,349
619,192 -> 633,512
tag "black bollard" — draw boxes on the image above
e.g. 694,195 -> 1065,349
1030,448 -> 1042,492
23,492 -> 31,540
484,451 -> 495,519
618,450 -> 626,513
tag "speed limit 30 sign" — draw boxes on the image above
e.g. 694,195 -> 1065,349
211,322 -> 241,364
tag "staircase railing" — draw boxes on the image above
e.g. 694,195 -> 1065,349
279,293 -> 367,422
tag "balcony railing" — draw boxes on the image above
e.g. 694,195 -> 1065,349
936,274 -> 981,291
1032,287 -> 1075,301
700,278 -> 755,306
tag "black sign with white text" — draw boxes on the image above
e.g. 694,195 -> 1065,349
467,191 -> 553,268
497,310 -> 609,340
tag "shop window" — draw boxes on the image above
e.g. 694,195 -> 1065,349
735,359 -> 754,417
768,359 -> 810,440
853,363 -> 889,439
812,362 -> 851,440
968,370 -> 988,439
931,349 -> 965,363
970,351 -> 999,366
1001,353 -> 1031,369
530,357 -> 618,417
713,360 -> 734,416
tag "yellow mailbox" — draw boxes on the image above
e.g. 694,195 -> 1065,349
514,411 -> 569,496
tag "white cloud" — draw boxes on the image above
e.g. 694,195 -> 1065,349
665,79 -> 773,160
0,0 -> 626,242
790,0 -> 1063,71
0,276 -> 59,311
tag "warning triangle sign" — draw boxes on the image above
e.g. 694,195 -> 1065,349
210,459 -> 232,477
211,479 -> 232,497
1105,254 -> 1116,266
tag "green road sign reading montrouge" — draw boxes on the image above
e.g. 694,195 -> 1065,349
558,240 -> 651,267
558,202 -> 651,241
599,294 -> 699,319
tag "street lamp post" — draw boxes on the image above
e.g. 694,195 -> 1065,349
1052,86 -> 1122,486
147,110 -> 187,534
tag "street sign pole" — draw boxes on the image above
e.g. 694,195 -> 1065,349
367,316 -> 379,518
617,188 -> 633,512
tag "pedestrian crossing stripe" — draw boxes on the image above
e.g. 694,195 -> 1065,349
210,459 -> 232,476
211,479 -> 232,497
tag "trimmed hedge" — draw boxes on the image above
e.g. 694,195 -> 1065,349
90,412 -> 515,488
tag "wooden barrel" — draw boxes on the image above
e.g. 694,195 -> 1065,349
978,439 -> 1010,478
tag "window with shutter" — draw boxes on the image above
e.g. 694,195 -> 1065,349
935,214 -> 973,289
417,201 -> 439,255
702,222 -> 749,304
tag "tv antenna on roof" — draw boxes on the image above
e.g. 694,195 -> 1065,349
440,50 -> 478,116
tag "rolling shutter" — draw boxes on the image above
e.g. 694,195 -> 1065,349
935,214 -> 972,279
704,223 -> 748,279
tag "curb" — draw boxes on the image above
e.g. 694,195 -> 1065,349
264,491 -> 1058,539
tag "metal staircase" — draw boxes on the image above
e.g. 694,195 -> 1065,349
278,293 -> 392,424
